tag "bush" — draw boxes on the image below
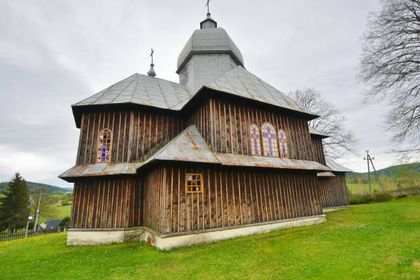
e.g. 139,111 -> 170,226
349,193 -> 373,205
372,192 -> 392,202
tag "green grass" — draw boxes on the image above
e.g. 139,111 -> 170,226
1,197 -> 419,280
347,182 -> 398,194
57,204 -> 71,219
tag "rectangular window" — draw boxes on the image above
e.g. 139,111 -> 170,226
185,173 -> 203,194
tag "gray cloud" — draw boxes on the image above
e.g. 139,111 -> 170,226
0,0 -> 416,187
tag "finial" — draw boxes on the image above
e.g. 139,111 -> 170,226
206,0 -> 211,17
147,48 -> 156,77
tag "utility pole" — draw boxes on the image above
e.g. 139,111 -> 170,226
364,150 -> 372,194
33,189 -> 42,232
363,150 -> 384,194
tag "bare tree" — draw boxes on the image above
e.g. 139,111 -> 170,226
361,0 -> 420,150
288,89 -> 356,158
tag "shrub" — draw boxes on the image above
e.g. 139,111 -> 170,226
349,193 -> 373,205
372,192 -> 392,202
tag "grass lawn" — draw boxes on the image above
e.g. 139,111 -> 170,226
347,182 -> 398,194
1,197 -> 419,280
57,204 -> 71,219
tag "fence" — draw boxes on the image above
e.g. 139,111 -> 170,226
0,229 -> 64,242
388,186 -> 420,197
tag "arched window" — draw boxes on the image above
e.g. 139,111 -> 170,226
97,128 -> 112,162
249,124 -> 262,155
261,122 -> 278,157
278,129 -> 288,158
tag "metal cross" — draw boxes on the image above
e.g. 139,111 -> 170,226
150,48 -> 154,64
206,0 -> 211,14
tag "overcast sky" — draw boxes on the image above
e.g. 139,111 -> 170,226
1,0 -> 418,188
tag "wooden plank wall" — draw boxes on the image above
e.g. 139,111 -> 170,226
311,138 -> 326,165
76,110 -> 184,164
189,98 -> 315,161
71,176 -> 143,229
147,163 -> 322,234
318,173 -> 349,208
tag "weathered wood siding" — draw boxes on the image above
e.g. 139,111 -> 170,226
318,172 -> 349,208
145,163 -> 322,234
71,176 -> 143,229
311,138 -> 326,165
189,97 -> 315,161
76,110 -> 184,164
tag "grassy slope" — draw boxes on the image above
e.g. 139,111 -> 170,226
1,197 -> 419,280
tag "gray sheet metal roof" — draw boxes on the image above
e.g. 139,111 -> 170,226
204,66 -> 316,118
309,128 -> 330,139
59,162 -> 141,182
177,28 -> 244,72
73,73 -> 193,110
145,125 -> 219,164
317,171 -> 336,177
325,158 -> 352,173
214,153 -> 330,171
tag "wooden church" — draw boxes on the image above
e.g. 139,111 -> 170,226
60,11 -> 350,249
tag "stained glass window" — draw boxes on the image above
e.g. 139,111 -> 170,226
261,122 -> 278,157
249,124 -> 262,155
96,128 -> 112,163
278,129 -> 288,158
186,173 -> 203,193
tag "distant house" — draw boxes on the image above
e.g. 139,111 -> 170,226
45,220 -> 61,231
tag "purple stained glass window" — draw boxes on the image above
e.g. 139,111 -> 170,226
249,124 -> 262,155
261,123 -> 278,157
278,129 -> 288,158
97,128 -> 112,162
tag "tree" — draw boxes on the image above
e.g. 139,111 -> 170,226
361,0 -> 420,150
288,88 -> 356,158
0,173 -> 30,233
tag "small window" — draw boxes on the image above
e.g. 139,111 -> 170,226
185,173 -> 203,194
249,124 -> 262,155
261,122 -> 278,157
278,129 -> 288,158
96,128 -> 112,162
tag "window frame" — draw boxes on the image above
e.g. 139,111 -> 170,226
96,128 -> 113,163
261,122 -> 279,157
249,123 -> 262,156
278,129 -> 288,158
185,173 -> 203,194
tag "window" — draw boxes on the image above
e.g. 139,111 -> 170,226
261,122 -> 278,157
249,124 -> 262,155
186,173 -> 203,193
278,129 -> 288,158
96,128 -> 112,162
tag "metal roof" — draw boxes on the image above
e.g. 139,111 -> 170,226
205,66 -> 316,118
73,73 -> 193,110
177,28 -> 244,72
309,128 -> 330,139
59,162 -> 141,182
145,125 -> 220,164
214,153 -> 330,171
317,171 -> 336,177
325,158 -> 352,173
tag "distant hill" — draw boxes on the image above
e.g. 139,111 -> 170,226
0,181 -> 72,194
348,162 -> 420,178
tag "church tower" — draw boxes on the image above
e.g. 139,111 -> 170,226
177,12 -> 244,92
